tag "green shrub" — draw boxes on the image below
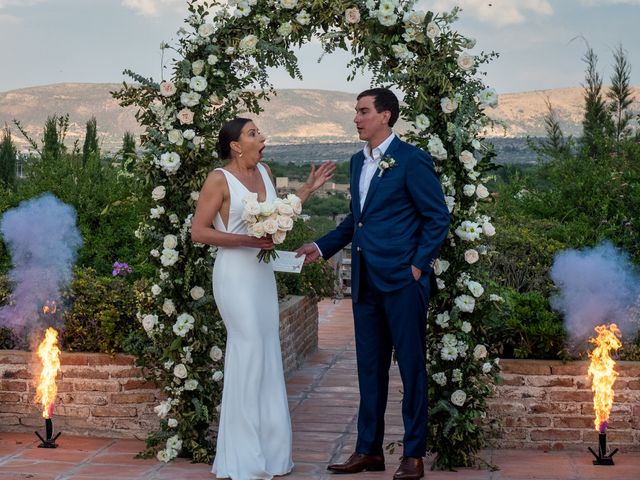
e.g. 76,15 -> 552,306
485,289 -> 569,360
60,268 -> 146,354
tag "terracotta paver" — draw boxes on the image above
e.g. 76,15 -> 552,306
1,298 -> 639,479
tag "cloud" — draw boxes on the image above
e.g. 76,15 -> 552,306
578,0 -> 640,5
121,0 -> 185,17
0,0 -> 47,7
429,0 -> 553,27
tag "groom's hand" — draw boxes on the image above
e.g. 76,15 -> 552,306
296,243 -> 321,264
411,265 -> 422,281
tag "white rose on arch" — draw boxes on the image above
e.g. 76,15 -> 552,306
440,96 -> 458,114
414,114 -> 430,131
210,345 -> 223,362
159,81 -> 176,97
464,249 -> 479,264
190,286 -> 205,300
173,363 -> 188,379
451,389 -> 467,407
473,344 -> 488,360
239,34 -> 259,53
457,52 -> 475,71
345,7 -> 361,24
163,234 -> 178,249
152,185 -> 166,201
476,184 -> 490,199
426,21 -> 441,39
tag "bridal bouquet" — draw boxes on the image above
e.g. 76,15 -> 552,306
242,193 -> 302,263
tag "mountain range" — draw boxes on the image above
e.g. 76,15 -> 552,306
1,83 -> 638,152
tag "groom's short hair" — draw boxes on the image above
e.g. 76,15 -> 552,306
357,88 -> 400,127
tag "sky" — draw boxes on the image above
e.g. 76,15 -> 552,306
0,0 -> 639,94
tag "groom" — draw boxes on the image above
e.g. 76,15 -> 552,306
296,88 -> 449,479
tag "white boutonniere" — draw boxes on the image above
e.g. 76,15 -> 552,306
377,155 -> 396,177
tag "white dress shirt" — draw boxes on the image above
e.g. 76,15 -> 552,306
359,132 -> 396,210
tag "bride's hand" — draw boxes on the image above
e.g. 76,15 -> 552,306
246,235 -> 275,250
305,161 -> 336,192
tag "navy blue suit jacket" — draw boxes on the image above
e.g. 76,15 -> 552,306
316,136 -> 450,302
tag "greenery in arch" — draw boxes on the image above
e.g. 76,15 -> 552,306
114,0 -> 502,469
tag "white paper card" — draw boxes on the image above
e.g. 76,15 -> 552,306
271,250 -> 305,273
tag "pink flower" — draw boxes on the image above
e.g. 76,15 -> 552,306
159,81 -> 176,97
177,108 -> 194,125
345,7 -> 360,24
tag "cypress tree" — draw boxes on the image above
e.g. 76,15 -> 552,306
82,117 -> 99,166
607,44 -> 634,149
581,47 -> 611,155
42,115 -> 62,161
0,126 -> 17,188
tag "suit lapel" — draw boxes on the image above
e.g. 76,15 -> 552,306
360,136 -> 402,218
352,151 -> 365,218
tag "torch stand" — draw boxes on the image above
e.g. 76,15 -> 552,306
588,432 -> 618,465
35,418 -> 61,448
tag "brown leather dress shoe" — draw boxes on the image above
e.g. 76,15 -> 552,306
393,457 -> 424,480
327,452 -> 385,473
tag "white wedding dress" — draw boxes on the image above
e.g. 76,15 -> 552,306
211,163 -> 293,479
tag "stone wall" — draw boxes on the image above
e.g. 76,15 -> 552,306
489,359 -> 640,451
0,295 -> 318,439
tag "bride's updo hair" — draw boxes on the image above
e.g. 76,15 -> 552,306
217,117 -> 252,160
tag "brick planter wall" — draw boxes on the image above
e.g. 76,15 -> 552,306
0,295 -> 318,439
489,359 -> 640,451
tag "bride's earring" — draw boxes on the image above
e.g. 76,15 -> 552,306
239,151 -> 243,158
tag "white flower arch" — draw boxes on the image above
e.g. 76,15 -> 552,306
115,0 -> 501,469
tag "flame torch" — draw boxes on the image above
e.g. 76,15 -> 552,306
34,326 -> 62,448
587,323 -> 621,465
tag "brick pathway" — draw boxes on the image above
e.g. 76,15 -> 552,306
1,298 -> 639,479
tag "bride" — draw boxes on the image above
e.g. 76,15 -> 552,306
191,117 -> 335,479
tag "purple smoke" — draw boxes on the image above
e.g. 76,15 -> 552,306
550,241 -> 640,347
0,193 -> 82,331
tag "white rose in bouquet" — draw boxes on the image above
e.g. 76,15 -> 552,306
212,370 -> 224,382
191,60 -> 205,75
272,230 -> 287,244
277,215 -> 294,231
248,222 -> 265,238
262,217 -> 279,235
151,284 -> 162,296
275,199 -> 294,216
